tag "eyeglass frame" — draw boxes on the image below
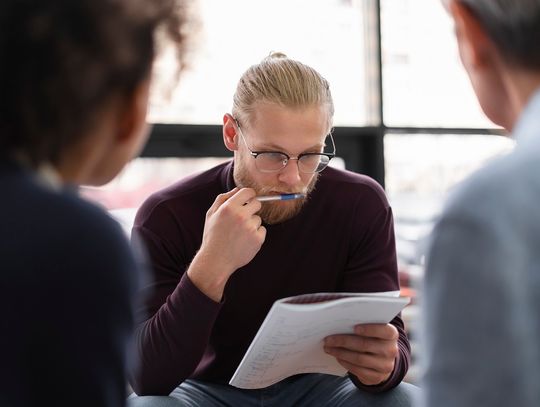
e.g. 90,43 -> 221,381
233,118 -> 336,174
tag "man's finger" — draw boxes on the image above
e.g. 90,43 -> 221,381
225,187 -> 258,206
324,346 -> 391,371
325,334 -> 373,352
355,323 -> 398,340
242,196 -> 263,214
208,188 -> 239,214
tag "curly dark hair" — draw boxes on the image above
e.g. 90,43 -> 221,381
0,0 -> 190,166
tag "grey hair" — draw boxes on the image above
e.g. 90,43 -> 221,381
231,52 -> 334,131
457,0 -> 540,69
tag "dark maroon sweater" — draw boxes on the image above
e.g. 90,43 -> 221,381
130,161 -> 410,395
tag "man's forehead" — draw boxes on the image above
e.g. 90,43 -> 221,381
254,138 -> 325,152
245,102 -> 330,133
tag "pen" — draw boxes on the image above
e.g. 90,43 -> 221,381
256,193 -> 306,202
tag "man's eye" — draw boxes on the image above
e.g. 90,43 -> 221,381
263,153 -> 286,160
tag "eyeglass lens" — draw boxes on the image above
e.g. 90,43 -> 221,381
255,153 -> 330,173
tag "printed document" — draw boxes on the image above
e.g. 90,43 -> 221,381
229,292 -> 409,389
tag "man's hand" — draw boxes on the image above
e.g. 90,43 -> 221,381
324,323 -> 399,386
187,188 -> 267,302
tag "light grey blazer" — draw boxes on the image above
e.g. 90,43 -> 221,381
422,88 -> 540,407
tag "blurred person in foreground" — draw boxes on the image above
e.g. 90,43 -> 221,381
0,0 -> 189,406
423,0 -> 540,406
128,53 -> 418,407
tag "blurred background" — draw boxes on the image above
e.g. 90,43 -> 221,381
81,0 -> 515,383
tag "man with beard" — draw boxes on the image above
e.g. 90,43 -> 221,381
128,53 -> 417,406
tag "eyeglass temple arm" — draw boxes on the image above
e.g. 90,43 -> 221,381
328,131 -> 337,155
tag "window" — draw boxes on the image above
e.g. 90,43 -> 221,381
381,0 -> 493,128
385,134 -> 515,265
380,0 -> 513,267
149,0 -> 376,126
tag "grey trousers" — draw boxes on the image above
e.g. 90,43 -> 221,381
128,374 -> 420,407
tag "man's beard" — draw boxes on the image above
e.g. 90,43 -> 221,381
234,159 -> 319,225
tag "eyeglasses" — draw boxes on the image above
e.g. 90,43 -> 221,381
234,120 -> 336,174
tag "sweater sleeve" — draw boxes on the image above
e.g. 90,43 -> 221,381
128,205 -> 222,396
342,194 -> 411,392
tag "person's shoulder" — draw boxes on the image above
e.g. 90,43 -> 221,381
6,172 -> 125,242
318,166 -> 389,208
69,193 -> 127,237
4,177 -> 135,282
58,195 -> 139,299
135,161 -> 229,225
51,189 -> 134,262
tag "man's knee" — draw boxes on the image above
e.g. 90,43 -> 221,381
368,382 -> 421,407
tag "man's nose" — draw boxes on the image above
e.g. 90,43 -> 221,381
278,158 -> 302,185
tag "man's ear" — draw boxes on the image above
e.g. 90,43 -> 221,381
223,113 -> 239,152
449,0 -> 494,70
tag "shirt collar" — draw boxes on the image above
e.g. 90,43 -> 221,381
513,86 -> 540,149
12,152 -> 62,191
36,162 -> 62,191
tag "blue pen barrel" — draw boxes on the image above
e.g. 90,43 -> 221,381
255,193 -> 306,202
